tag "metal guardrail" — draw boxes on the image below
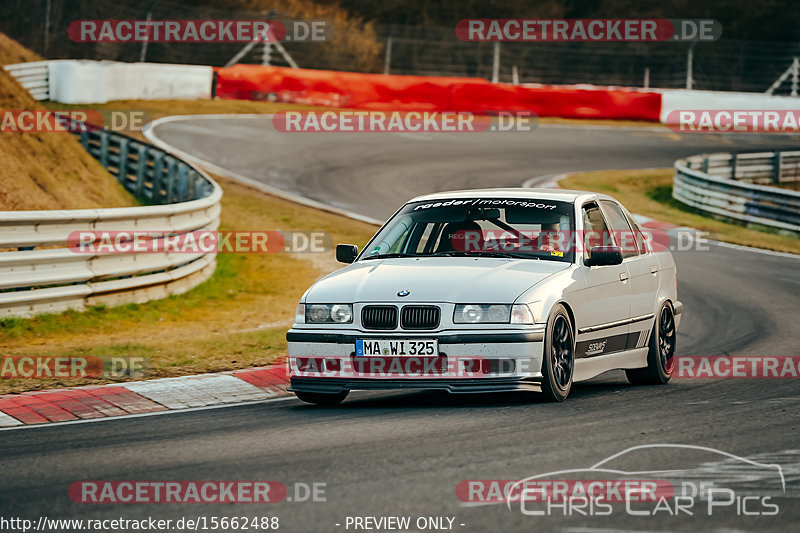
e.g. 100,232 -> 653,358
673,150 -> 800,233
0,126 -> 222,318
4,61 -> 49,100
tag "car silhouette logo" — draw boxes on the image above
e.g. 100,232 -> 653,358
397,290 -> 410,297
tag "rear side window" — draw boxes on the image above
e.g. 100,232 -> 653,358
599,200 -> 639,259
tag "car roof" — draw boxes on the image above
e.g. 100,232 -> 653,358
408,188 -> 616,205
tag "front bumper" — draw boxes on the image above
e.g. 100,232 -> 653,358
286,327 -> 545,393
285,330 -> 544,345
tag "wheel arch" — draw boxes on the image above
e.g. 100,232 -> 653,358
553,299 -> 577,335
654,295 -> 675,319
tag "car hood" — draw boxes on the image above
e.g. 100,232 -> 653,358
305,257 -> 571,303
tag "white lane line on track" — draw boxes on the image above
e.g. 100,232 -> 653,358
712,240 -> 800,259
521,173 -> 570,188
0,396 -> 297,433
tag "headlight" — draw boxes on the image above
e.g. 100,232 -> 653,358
304,304 -> 353,324
330,304 -> 353,323
294,303 -> 305,324
453,304 -> 534,324
454,304 -> 510,323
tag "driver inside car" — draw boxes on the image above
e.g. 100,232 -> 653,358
538,222 -> 562,252
436,221 -> 484,253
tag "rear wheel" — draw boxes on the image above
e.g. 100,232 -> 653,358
540,305 -> 575,402
626,302 -> 676,385
294,391 -> 349,406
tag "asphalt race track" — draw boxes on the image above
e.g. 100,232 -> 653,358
147,117 -> 800,221
1,118 -> 798,532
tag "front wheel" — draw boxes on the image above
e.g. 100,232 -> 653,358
294,390 -> 349,406
540,304 -> 575,402
626,302 -> 676,385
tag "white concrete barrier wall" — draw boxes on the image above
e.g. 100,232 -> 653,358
9,60 -> 798,120
659,89 -> 800,124
45,60 -> 212,104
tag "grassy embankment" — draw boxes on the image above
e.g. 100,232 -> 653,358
0,34 -> 135,211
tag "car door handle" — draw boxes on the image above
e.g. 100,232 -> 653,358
650,265 -> 658,274
619,272 -> 629,281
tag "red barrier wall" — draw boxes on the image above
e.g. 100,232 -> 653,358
215,65 -> 662,121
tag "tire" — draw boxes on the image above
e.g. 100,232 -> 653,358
626,302 -> 676,385
540,304 -> 575,402
294,390 -> 349,406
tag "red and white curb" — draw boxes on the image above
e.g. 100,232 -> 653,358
0,362 -> 290,427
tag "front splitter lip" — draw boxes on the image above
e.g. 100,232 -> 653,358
288,376 -> 543,394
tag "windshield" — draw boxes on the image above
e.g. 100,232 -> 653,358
361,197 -> 575,263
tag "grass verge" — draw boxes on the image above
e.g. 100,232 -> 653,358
0,175 -> 377,394
560,168 -> 800,254
42,99 -> 330,123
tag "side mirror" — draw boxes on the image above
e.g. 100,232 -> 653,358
585,246 -> 623,267
336,244 -> 359,264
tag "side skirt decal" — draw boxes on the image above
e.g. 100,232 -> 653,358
576,329 -> 651,358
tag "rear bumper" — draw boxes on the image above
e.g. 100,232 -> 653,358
289,376 -> 543,394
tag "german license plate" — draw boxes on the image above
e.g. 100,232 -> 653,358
355,339 -> 438,357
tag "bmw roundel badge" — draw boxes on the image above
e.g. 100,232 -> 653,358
397,290 -> 410,297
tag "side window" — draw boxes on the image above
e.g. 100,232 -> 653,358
622,210 -> 649,255
599,200 -> 639,259
581,203 -> 612,262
